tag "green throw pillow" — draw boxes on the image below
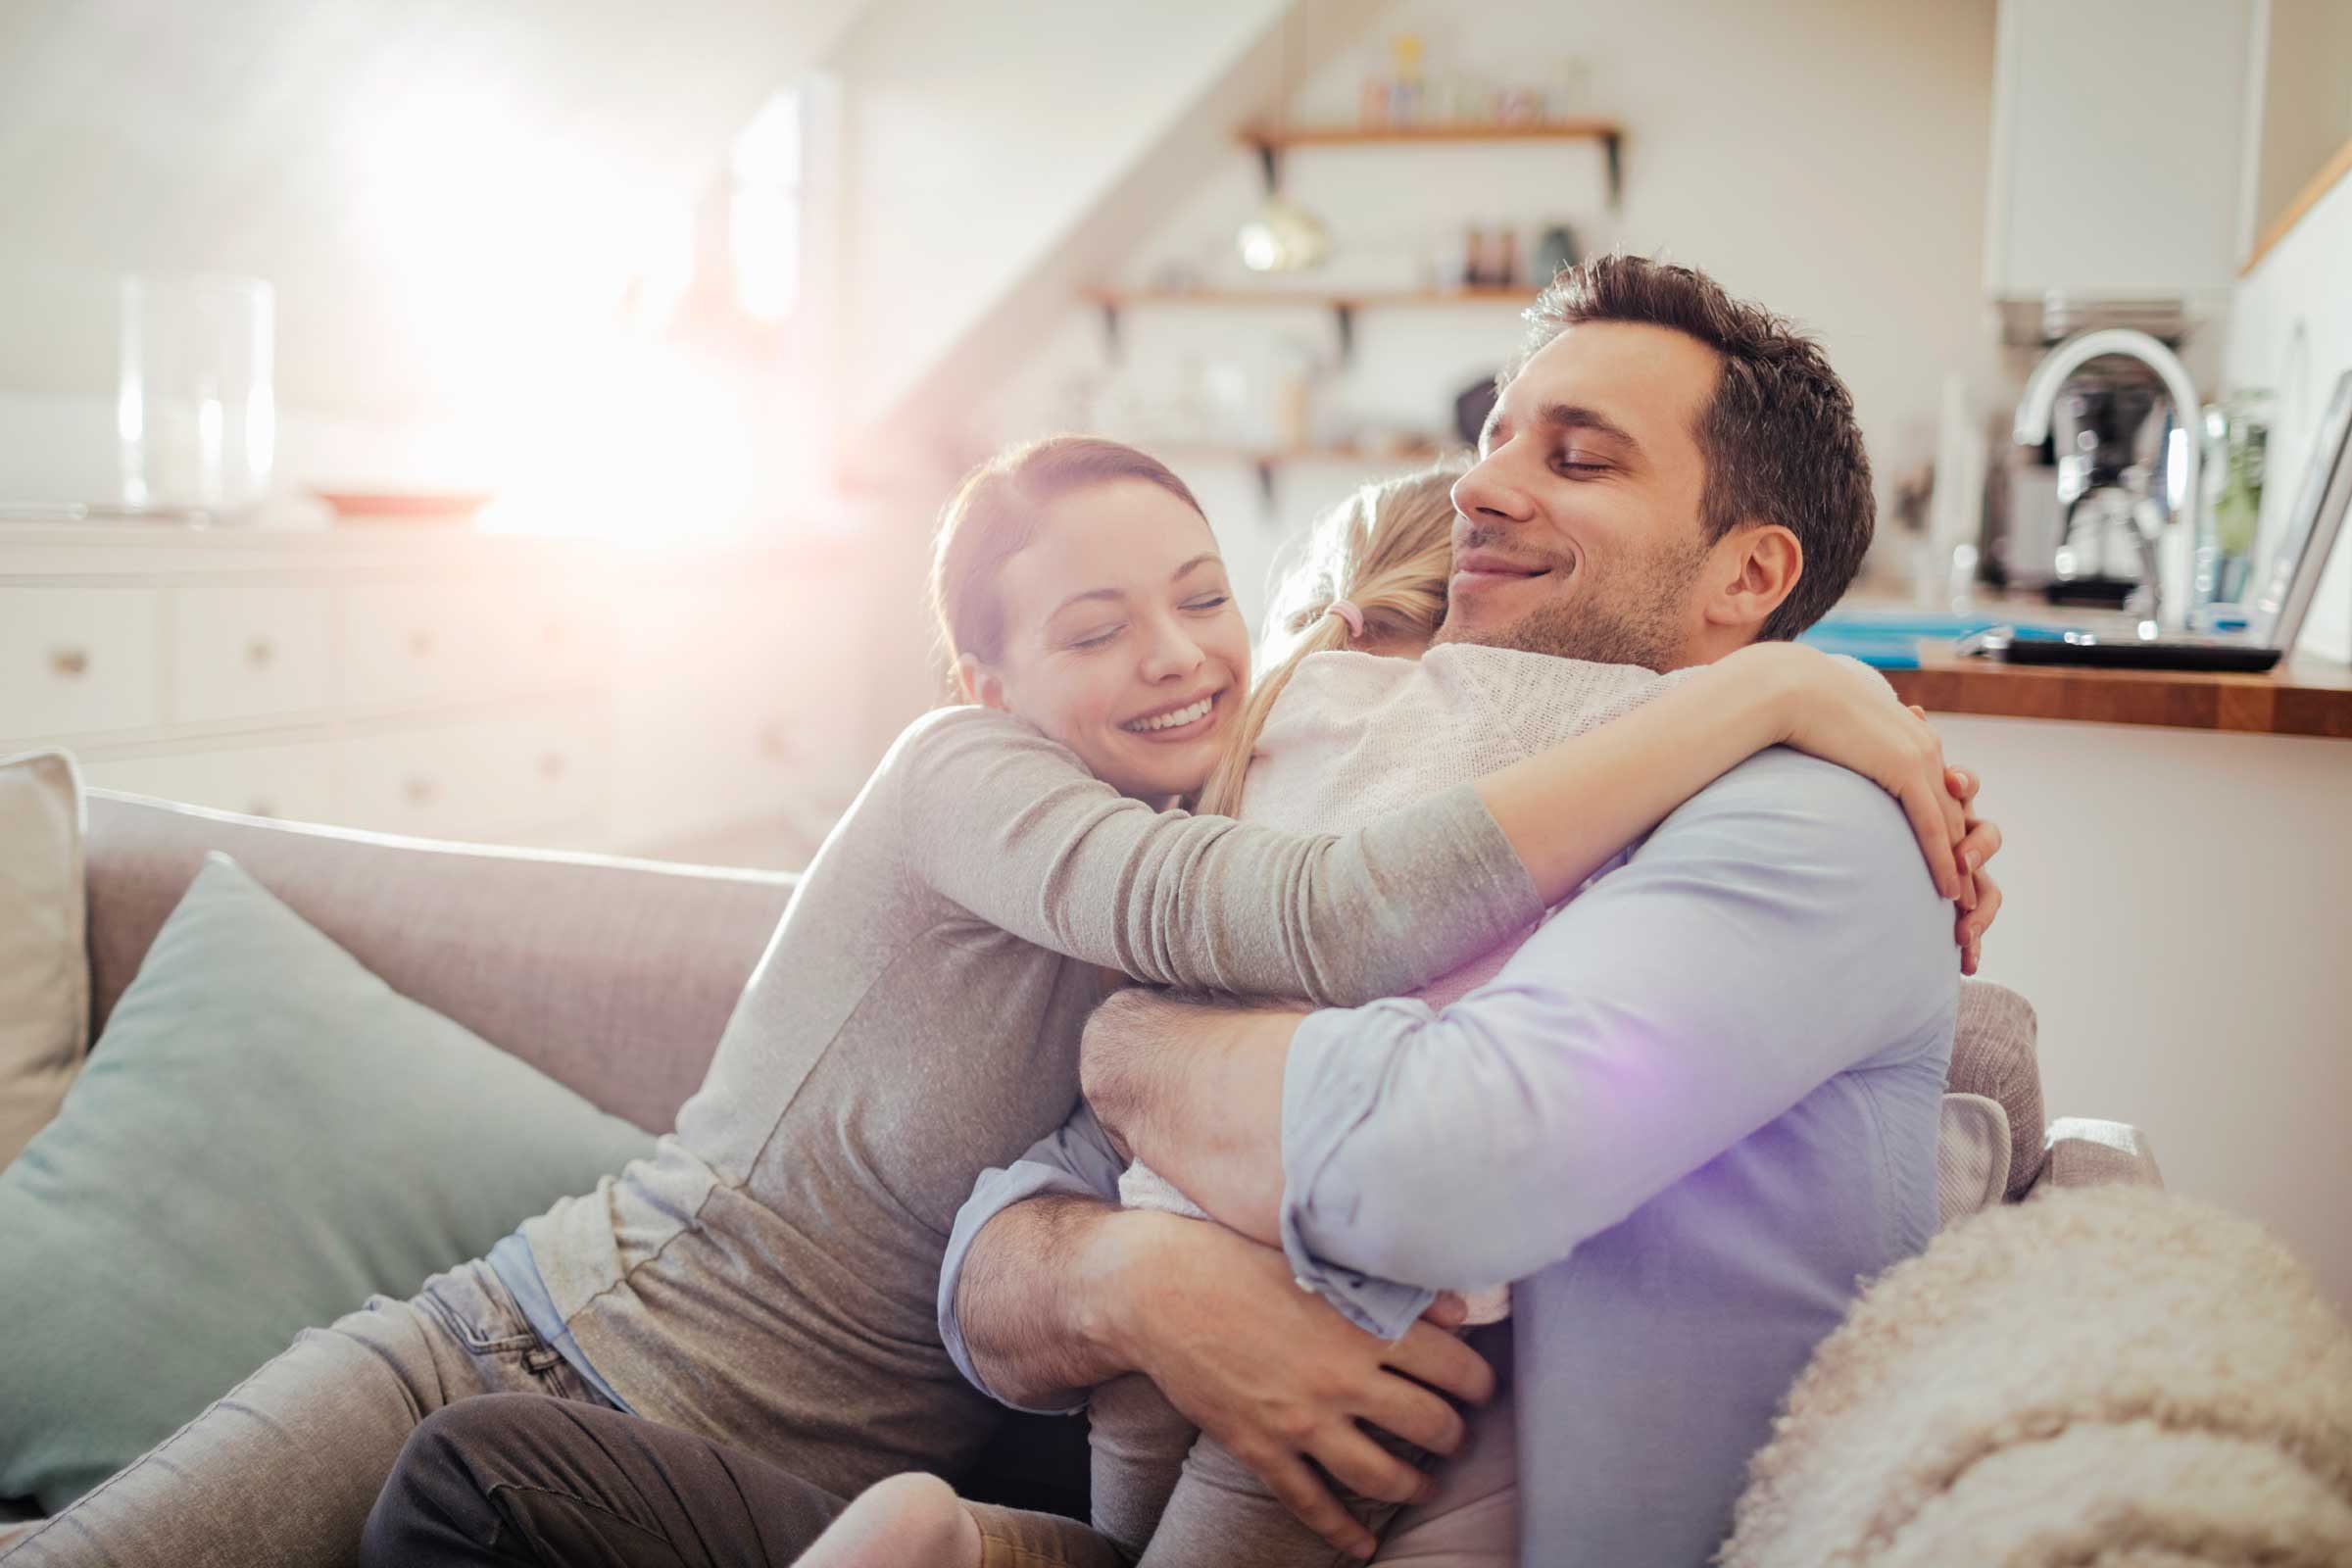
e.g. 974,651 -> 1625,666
0,854 -> 657,1513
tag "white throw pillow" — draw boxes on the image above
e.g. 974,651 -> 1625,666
0,749 -> 89,1169
1935,1091 -> 2013,1229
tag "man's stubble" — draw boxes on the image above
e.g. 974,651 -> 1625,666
1434,530 -> 1710,673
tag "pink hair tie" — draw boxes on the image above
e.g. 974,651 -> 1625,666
1324,599 -> 1366,639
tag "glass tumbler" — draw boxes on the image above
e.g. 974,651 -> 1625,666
117,274 -> 275,515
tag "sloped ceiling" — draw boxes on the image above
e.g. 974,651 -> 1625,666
0,0 -> 872,416
838,0 -> 1391,448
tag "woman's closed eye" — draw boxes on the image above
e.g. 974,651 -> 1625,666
1067,622 -> 1124,651
1182,593 -> 1229,612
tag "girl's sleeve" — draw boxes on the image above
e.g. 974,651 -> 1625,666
892,706 -> 1542,1006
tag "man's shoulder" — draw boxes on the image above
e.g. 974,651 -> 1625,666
1638,747 -> 1947,938
1668,746 -> 1915,851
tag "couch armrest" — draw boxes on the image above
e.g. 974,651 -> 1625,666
2038,1117 -> 2164,1191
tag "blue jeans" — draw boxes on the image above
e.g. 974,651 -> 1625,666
0,1259 -> 611,1568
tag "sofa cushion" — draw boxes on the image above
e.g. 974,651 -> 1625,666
1947,979 -> 2045,1200
1934,1092 -> 2012,1228
0,854 -> 657,1514
81,792 -> 796,1133
0,750 -> 89,1171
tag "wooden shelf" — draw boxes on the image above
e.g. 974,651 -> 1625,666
1238,120 -> 1624,209
1158,442 -> 1446,465
1239,121 -> 1621,149
1084,287 -> 1533,310
1087,286 -> 1535,366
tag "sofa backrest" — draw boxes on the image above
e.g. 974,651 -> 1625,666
82,793 -> 797,1134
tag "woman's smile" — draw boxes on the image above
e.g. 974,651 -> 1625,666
1120,690 -> 1223,739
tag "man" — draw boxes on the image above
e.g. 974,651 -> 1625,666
937,255 -> 1964,1565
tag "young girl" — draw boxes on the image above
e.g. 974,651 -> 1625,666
791,460 -> 1998,1568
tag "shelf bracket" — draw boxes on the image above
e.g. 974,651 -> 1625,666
1332,301 -> 1356,366
1252,457 -> 1277,511
1603,131 -> 1623,210
1097,296 -> 1122,365
1254,139 -> 1281,198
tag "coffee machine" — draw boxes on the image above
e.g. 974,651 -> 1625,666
1981,305 -> 2201,617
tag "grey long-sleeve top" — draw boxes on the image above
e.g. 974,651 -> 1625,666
515,706 -> 1540,1500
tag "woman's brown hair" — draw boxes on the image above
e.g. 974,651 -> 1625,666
1195,459 -> 1465,815
928,435 -> 1208,678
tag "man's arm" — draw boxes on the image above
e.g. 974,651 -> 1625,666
1091,750 -> 1959,1325
940,1106 -> 1494,1560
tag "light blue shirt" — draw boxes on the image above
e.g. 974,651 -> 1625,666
939,748 -> 1958,1567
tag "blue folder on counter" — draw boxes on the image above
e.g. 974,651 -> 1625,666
1798,612 -> 2010,669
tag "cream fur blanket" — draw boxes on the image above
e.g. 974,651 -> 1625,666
1720,1184 -> 2352,1567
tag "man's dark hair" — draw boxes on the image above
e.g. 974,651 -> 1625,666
1508,254 -> 1874,641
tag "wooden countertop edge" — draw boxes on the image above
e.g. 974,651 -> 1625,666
1884,646 -> 2352,740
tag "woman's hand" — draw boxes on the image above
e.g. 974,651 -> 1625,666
1731,643 -> 1968,901
1934,742 -> 2004,975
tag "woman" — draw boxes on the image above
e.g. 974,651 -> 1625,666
336,439 -> 1997,1568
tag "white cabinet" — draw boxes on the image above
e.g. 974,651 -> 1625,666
0,586 -> 160,740
171,582 -> 333,723
0,526 -> 876,863
1984,0 -> 2255,299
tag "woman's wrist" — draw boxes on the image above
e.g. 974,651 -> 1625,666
1711,641 -> 1806,754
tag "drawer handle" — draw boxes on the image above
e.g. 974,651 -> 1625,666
245,637 -> 276,669
401,776 -> 439,807
49,647 -> 89,679
408,629 -> 436,659
537,752 -> 567,782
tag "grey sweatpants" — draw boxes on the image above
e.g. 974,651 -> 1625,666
0,1260 -> 606,1568
969,1329 -> 1512,1568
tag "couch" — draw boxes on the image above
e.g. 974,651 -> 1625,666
2,788 -> 2164,1539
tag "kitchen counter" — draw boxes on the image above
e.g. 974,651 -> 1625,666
1832,593 -> 2352,739
1884,643 -> 2352,739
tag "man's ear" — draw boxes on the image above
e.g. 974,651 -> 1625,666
1700,523 -> 1803,639
954,652 -> 1012,713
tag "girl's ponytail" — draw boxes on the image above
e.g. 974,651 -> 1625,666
1196,460 -> 1465,815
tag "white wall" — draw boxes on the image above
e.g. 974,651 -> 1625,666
1950,714 -> 2352,1306
2225,162 -> 2352,662
830,0 -> 1294,424
980,0 -> 2003,636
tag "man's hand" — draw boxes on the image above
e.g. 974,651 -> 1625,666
1106,1210 -> 1494,1561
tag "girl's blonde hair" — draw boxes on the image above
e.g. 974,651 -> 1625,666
1196,458 -> 1466,815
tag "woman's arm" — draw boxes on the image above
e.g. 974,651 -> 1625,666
895,707 -> 1543,1007
897,648 -> 1968,1007
1474,642 -> 1972,906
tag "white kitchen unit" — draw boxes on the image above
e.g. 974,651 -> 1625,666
1942,712 -> 2352,1308
0,525 -> 882,861
1983,0 -> 2254,301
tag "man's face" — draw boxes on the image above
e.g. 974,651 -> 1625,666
1437,321 -> 1723,671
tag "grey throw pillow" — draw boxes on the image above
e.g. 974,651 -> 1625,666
0,854 -> 656,1514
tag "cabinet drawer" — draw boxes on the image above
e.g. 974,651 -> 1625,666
344,581 -> 494,709
80,741 -> 337,824
171,583 -> 333,724
340,710 -> 606,843
0,586 -> 160,741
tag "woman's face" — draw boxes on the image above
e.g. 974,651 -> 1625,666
963,478 -> 1250,801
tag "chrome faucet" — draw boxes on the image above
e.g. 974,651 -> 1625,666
2014,328 -> 2202,628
